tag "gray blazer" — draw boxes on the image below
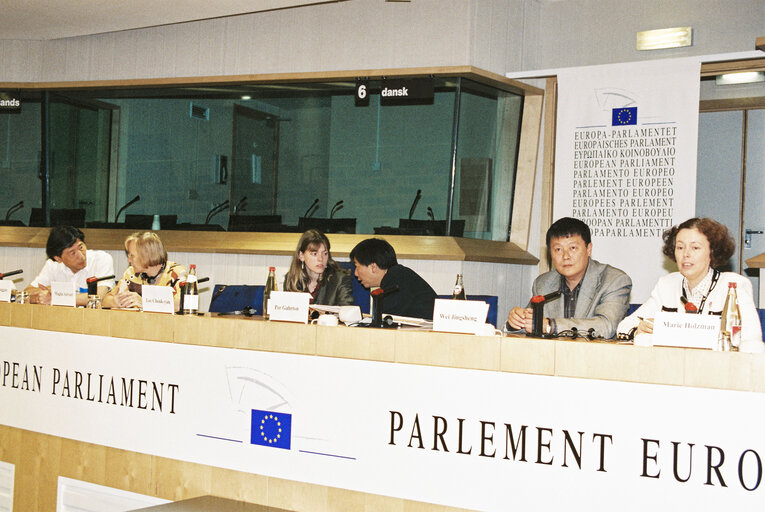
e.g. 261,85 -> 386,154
532,258 -> 632,339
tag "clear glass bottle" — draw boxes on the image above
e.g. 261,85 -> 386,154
263,266 -> 277,319
183,264 -> 199,315
719,282 -> 741,351
451,273 -> 466,300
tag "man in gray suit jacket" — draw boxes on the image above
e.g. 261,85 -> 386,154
507,217 -> 632,339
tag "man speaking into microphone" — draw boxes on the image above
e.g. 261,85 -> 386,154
506,217 -> 631,338
350,238 -> 437,320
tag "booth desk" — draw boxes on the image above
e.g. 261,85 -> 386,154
1,304 -> 765,512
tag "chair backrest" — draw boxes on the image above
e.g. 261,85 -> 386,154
437,294 -> 498,327
338,261 -> 371,314
208,284 -> 265,315
299,217 -> 356,234
29,208 -> 86,228
228,215 -> 282,232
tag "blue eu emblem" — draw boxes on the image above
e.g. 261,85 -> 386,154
612,107 -> 637,126
251,409 -> 292,450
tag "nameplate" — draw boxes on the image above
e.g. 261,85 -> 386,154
652,311 -> 720,349
268,291 -> 310,323
142,285 -> 175,314
0,281 -> 11,302
432,299 -> 489,335
51,281 -> 76,307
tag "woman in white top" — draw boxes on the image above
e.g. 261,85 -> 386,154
617,217 -> 763,352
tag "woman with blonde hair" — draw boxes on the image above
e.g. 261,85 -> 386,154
284,229 -> 353,306
102,232 -> 187,311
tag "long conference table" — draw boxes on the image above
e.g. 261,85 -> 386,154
1,303 -> 764,512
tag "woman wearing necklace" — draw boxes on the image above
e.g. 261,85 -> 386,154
617,218 -> 762,351
102,232 -> 187,311
283,229 -> 354,307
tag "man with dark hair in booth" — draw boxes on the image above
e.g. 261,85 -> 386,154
350,238 -> 437,320
506,217 -> 632,338
25,226 -> 115,305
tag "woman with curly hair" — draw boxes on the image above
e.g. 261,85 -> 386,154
283,229 -> 354,306
617,217 -> 762,350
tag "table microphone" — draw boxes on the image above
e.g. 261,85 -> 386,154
115,195 -> 140,222
408,189 -> 422,220
86,274 -> 115,295
303,198 -> 319,218
0,269 -> 22,279
5,201 -> 23,221
529,291 -> 560,337
370,285 -> 400,327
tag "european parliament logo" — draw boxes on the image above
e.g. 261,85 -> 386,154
612,106 -> 637,126
251,409 -> 292,450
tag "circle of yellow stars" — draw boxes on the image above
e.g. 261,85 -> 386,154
259,413 -> 283,444
615,108 -> 634,125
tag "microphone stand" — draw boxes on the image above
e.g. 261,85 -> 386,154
115,195 -> 140,222
233,196 -> 247,216
529,291 -> 560,337
330,200 -> 344,219
368,285 -> 400,328
303,198 -> 319,219
408,190 -> 422,220
205,200 -> 229,225
0,269 -> 23,280
5,201 -> 23,221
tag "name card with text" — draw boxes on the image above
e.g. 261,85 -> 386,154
51,281 -> 76,307
0,281 -> 12,302
142,285 -> 175,314
432,299 -> 489,335
652,311 -> 720,349
268,291 -> 310,323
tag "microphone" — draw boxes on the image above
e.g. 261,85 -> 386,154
233,196 -> 247,215
426,206 -> 435,221
197,276 -> 210,284
303,198 -> 319,218
115,195 -> 140,222
371,285 -> 400,298
205,200 -> 229,224
408,189 -> 422,220
370,285 -> 400,328
330,200 -> 344,219
5,200 -> 23,221
529,291 -> 560,337
0,269 -> 22,279
86,274 -> 115,295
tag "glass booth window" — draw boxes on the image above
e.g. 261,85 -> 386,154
0,77 -> 523,241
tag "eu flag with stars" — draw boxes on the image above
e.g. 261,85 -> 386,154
612,107 -> 637,126
251,409 -> 292,450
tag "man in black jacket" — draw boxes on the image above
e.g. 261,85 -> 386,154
349,238 -> 437,320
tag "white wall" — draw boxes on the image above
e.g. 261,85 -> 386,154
528,0 -> 764,70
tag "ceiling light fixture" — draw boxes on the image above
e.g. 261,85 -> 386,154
636,27 -> 692,51
715,71 -> 765,85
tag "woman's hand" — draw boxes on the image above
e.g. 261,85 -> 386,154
115,291 -> 142,309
